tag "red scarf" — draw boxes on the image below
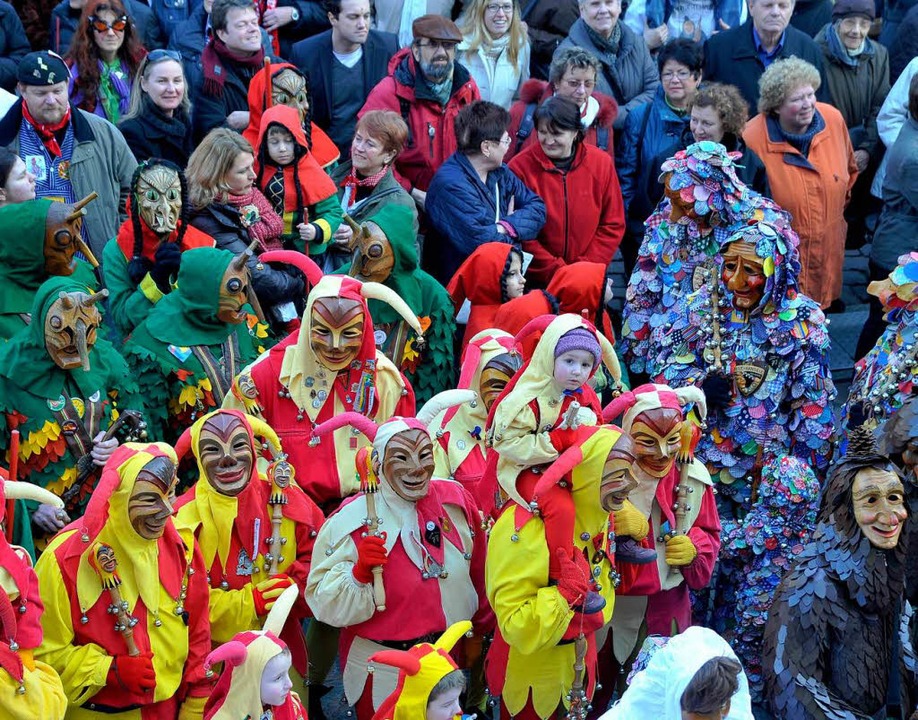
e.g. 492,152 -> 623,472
227,188 -> 284,251
339,164 -> 390,211
115,205 -> 215,262
22,101 -> 71,158
201,37 -> 265,99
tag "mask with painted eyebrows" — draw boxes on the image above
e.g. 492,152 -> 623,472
272,68 -> 309,124
309,296 -> 366,371
198,412 -> 254,497
629,407 -> 684,478
128,456 -> 177,540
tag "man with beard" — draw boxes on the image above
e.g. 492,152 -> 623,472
360,14 -> 480,208
762,427 -> 915,720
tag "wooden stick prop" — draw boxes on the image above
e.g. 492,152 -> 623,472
267,457 -> 291,576
709,272 -> 724,372
89,542 -> 140,656
559,401 -> 582,430
4,430 -> 19,543
566,634 -> 589,720
673,422 -> 701,536
357,448 -> 386,612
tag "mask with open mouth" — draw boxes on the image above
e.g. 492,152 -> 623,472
309,296 -> 366,371
376,427 -> 436,503
128,455 -> 177,540
600,433 -> 638,512
198,412 -> 255,497
272,68 -> 310,125
136,163 -> 182,238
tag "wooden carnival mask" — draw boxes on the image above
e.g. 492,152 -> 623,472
721,240 -> 766,312
44,289 -> 107,371
128,455 -> 177,540
347,219 -> 395,285
601,434 -> 638,512
272,68 -> 309,124
375,428 -> 435,503
217,255 -> 251,325
198,413 -> 254,497
852,467 -> 907,550
630,408 -> 684,479
136,164 -> 181,238
309,296 -> 365,372
479,352 -> 523,412
44,193 -> 97,276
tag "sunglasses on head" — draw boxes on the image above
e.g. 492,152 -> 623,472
89,15 -> 128,32
147,48 -> 182,62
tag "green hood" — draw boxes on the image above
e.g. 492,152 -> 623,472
0,199 -> 56,314
143,247 -> 236,347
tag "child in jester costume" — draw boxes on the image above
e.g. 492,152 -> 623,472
0,276 -> 144,554
124,246 -> 272,445
0,196 -> 99,341
340,204 -> 456,404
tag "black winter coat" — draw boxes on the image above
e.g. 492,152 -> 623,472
0,1 -> 29,91
889,4 -> 918,83
789,0 -> 833,37
187,52 -> 261,142
118,98 -> 195,168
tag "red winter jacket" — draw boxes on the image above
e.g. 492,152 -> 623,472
508,141 -> 625,288
505,79 -> 618,163
359,47 -> 480,193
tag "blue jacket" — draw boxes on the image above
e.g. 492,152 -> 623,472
618,87 -> 690,218
426,151 -> 546,284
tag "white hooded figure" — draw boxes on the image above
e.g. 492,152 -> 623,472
602,626 -> 754,720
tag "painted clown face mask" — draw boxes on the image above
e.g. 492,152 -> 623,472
217,262 -> 250,325
479,352 -> 523,412
630,408 -> 684,479
272,69 -> 309,124
44,290 -> 105,371
309,297 -> 365,371
601,435 -> 638,512
128,455 -> 177,540
349,220 -> 395,284
379,428 -> 436,503
721,240 -> 766,312
136,164 -> 182,237
852,467 -> 907,550
198,413 -> 254,497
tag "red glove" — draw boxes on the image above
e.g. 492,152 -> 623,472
252,574 -> 295,616
353,534 -> 388,584
549,427 -> 580,453
109,652 -> 156,695
554,548 -> 591,607
561,608 -> 605,641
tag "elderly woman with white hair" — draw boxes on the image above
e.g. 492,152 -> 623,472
743,57 -> 858,311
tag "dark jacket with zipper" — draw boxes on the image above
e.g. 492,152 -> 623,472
118,97 -> 196,167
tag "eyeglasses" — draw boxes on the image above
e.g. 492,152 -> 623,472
89,15 -> 128,32
661,69 -> 693,82
488,135 -> 511,147
415,40 -> 459,51
147,48 -> 182,62
486,3 -> 514,14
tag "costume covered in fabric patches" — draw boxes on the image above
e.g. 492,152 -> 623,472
102,160 -> 215,339
124,247 -> 271,445
0,197 -> 99,341
242,62 -> 340,171
430,330 -> 521,516
653,221 -> 836,516
447,243 -> 524,349
601,626 -> 754,720
485,425 -> 638,720
254,104 -> 343,255
172,409 -> 323,688
719,455 -> 819,703
847,251 -> 918,429
305,392 -> 492,720
34,443 -> 214,720
203,587 -> 307,720
602,384 -> 720,673
0,477 -> 67,719
762,428 -> 915,720
620,140 -> 798,378
225,253 -> 417,508
340,204 -> 456,404
369,621 -> 471,720
0,277 -> 144,540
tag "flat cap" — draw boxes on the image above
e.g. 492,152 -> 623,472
412,14 -> 463,43
17,51 -> 70,86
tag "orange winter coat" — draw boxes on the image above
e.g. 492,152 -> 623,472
743,103 -> 857,308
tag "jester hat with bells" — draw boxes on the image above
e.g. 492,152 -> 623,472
203,585 -> 306,720
257,251 -> 423,423
0,478 -> 67,715
367,621 -> 471,720
491,314 -> 623,507
311,390 -> 478,573
173,409 -> 282,575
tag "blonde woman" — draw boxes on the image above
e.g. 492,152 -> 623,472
458,0 -> 530,108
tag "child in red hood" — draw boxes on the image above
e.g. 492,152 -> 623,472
255,104 -> 344,257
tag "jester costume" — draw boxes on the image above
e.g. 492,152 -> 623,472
652,221 -> 836,514
720,455 -> 819,702
0,199 -> 97,341
620,141 -> 797,378
0,477 -> 67,719
34,443 -> 214,720
124,247 -> 271,445
305,398 -> 491,719
847,251 -> 918,428
340,204 -> 456,404
0,277 -> 143,529
225,254 -> 416,508
173,409 -> 323,680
